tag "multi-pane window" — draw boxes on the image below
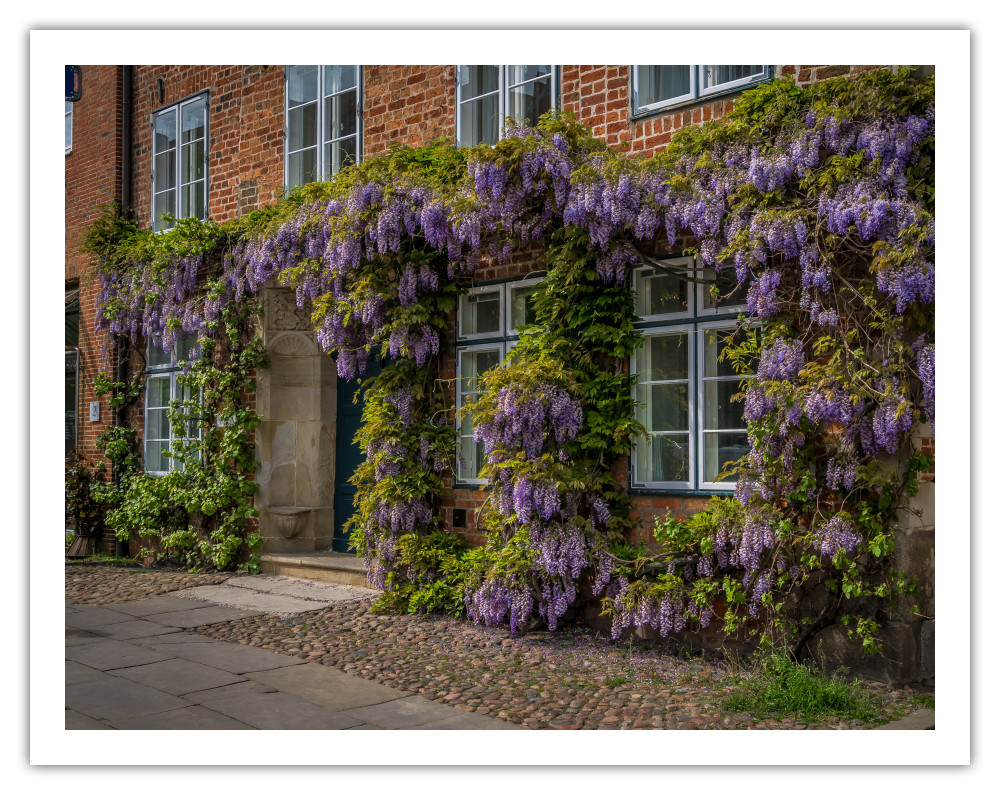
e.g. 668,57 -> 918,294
285,65 -> 361,190
455,277 -> 544,483
65,100 -> 72,154
152,95 -> 208,233
144,335 -> 201,475
457,65 -> 557,147
632,65 -> 769,114
632,258 -> 753,491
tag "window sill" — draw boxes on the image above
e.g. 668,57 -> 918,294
628,487 -> 735,497
630,78 -> 772,123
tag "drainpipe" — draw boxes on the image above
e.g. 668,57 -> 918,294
114,65 -> 134,559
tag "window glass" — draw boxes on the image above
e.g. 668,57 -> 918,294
457,346 -> 501,481
509,283 -> 540,330
635,65 -> 692,107
701,266 -> 748,313
65,100 -> 73,152
287,65 -> 318,106
144,337 -> 201,474
287,66 -> 360,189
459,66 -> 499,101
324,65 -> 357,93
633,262 -> 753,490
152,99 -> 206,232
459,288 -> 501,338
702,65 -> 765,89
635,267 -> 690,318
634,65 -> 768,113
458,65 -> 556,147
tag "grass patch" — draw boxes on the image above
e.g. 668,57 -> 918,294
910,693 -> 935,710
604,674 -> 630,687
722,652 -> 885,724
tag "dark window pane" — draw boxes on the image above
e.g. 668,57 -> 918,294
288,65 -> 318,107
154,109 -> 177,153
459,65 -> 499,101
648,334 -> 688,381
704,379 -> 744,430
703,432 -> 750,483
288,102 -> 318,151
460,94 -> 500,147
636,66 -> 691,106
508,76 -> 551,126
324,65 -> 357,94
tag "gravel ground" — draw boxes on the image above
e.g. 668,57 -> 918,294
65,563 -> 926,730
65,560 -> 234,605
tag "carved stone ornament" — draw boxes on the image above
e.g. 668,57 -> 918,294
271,291 -> 311,331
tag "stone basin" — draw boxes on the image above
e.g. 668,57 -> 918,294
264,507 -> 312,539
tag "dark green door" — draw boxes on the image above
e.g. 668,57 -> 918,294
332,360 -> 380,552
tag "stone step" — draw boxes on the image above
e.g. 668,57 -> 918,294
259,551 -> 369,588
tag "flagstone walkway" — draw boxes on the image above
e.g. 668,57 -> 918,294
65,562 -> 933,730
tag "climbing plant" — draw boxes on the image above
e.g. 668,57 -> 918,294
85,67 -> 934,656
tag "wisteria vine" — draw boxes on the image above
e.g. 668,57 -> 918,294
87,67 -> 934,655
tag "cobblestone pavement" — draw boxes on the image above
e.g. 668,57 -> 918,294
66,563 -> 928,730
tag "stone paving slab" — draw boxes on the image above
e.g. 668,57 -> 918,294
89,619 -> 186,640
108,705 -> 255,730
65,629 -> 103,646
66,660 -> 104,686
246,662 -> 404,711
143,605 -> 263,628
108,658 -> 248,696
197,691 -> 367,730
108,595 -> 210,617
131,630 -> 218,646
66,674 -> 190,721
66,709 -> 113,730
65,638 -> 172,671
64,606 -> 137,630
176,584 -> 338,616
871,707 -> 934,730
412,712 -> 527,730
225,575 -> 376,602
182,679 -> 279,704
337,694 -> 478,729
143,639 -> 308,674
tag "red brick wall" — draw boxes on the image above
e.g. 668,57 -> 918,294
364,66 -> 456,156
564,65 -> 888,155
130,65 -> 286,229
65,66 -> 122,475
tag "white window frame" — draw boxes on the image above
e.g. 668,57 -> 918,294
144,336 -> 202,475
504,276 -> 544,337
456,65 -> 558,148
65,100 -> 73,154
632,257 -> 696,324
699,65 -> 769,98
284,65 -> 363,191
697,320 -> 750,489
455,276 -> 547,484
631,66 -> 697,114
632,326 -> 697,491
457,284 -> 505,342
631,259 -> 750,492
697,259 -> 750,317
151,94 -> 209,233
632,65 -> 770,115
455,342 -> 508,485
